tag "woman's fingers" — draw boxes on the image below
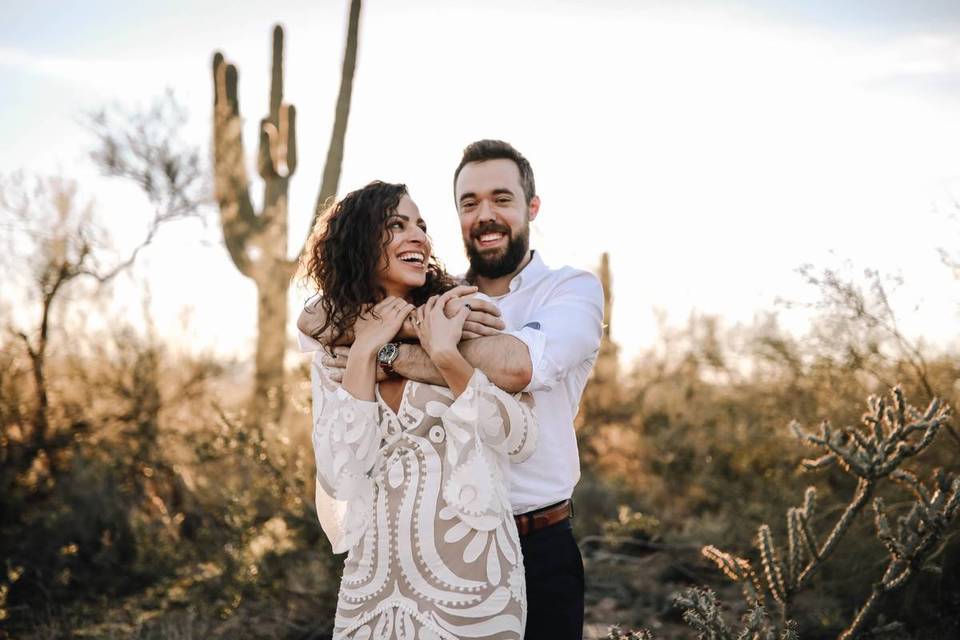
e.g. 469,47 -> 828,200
435,288 -> 463,310
446,284 -> 479,299
373,296 -> 395,312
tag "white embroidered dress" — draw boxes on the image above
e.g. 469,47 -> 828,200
311,362 -> 537,640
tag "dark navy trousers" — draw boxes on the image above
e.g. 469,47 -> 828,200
520,519 -> 585,640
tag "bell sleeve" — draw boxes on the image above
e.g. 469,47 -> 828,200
442,369 -> 537,463
309,358 -> 382,554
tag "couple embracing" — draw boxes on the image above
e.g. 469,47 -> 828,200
298,140 -> 604,640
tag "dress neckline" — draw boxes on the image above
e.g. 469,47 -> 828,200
376,378 -> 413,422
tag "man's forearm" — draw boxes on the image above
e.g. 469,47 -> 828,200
299,303 -> 417,345
394,335 -> 532,393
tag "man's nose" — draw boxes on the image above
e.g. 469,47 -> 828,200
476,199 -> 496,222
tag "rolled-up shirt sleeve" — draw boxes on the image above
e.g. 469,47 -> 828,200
505,270 -> 604,393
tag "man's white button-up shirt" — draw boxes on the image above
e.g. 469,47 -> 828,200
492,251 -> 604,515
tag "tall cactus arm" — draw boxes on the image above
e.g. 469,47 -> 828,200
212,52 -> 259,278
308,0 -> 362,236
269,25 -> 284,119
258,104 -> 297,179
258,25 -> 298,181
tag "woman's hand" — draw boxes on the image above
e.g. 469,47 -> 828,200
352,297 -> 415,356
413,289 -> 475,396
413,289 -> 470,361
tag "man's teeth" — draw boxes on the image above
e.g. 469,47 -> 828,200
479,233 -> 504,242
398,252 -> 425,264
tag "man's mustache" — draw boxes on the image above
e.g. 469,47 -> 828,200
471,222 -> 511,239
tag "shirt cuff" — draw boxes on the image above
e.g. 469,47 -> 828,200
298,329 -> 324,353
504,326 -> 548,393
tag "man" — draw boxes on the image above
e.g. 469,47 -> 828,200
300,140 -> 603,639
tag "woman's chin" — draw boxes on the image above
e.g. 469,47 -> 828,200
409,275 -> 427,288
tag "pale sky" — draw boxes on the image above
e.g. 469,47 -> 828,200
3,0 -> 960,363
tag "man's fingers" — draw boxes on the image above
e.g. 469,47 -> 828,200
467,310 -> 506,330
328,368 -> 344,383
461,331 -> 481,340
465,298 -> 501,317
462,320 -> 500,337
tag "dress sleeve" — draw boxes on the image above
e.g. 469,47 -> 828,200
442,369 -> 537,463
310,357 -> 382,553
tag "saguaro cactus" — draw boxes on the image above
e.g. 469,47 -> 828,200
212,1 -> 361,423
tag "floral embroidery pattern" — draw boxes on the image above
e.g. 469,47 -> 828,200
311,364 -> 537,640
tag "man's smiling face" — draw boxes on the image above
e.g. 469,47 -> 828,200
455,158 -> 540,279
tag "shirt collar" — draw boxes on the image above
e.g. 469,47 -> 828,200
508,250 -> 547,293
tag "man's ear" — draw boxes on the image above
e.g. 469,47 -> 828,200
527,195 -> 541,222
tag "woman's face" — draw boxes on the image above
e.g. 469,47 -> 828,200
377,194 -> 432,298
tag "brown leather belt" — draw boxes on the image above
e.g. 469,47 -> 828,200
514,500 -> 572,537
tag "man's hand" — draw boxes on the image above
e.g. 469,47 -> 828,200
444,293 -> 505,339
322,346 -> 389,384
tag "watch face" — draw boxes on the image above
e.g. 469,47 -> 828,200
377,343 -> 399,365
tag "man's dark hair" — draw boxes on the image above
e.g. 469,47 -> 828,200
453,139 -> 536,205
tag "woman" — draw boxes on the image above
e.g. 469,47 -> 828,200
300,181 -> 537,640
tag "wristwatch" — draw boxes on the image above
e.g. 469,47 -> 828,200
376,342 -> 401,376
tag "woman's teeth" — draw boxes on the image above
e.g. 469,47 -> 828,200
398,252 -> 425,265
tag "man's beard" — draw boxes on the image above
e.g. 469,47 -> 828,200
464,221 -> 530,279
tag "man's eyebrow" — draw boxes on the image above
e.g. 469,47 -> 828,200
458,187 -> 517,203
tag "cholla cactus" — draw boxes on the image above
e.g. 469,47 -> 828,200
606,625 -> 657,640
669,588 -> 800,640
609,387 -> 953,639
675,588 -> 734,639
792,388 -> 944,481
841,468 -> 960,639
697,386 -> 952,637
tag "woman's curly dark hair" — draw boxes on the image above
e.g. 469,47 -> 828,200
300,180 -> 458,345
